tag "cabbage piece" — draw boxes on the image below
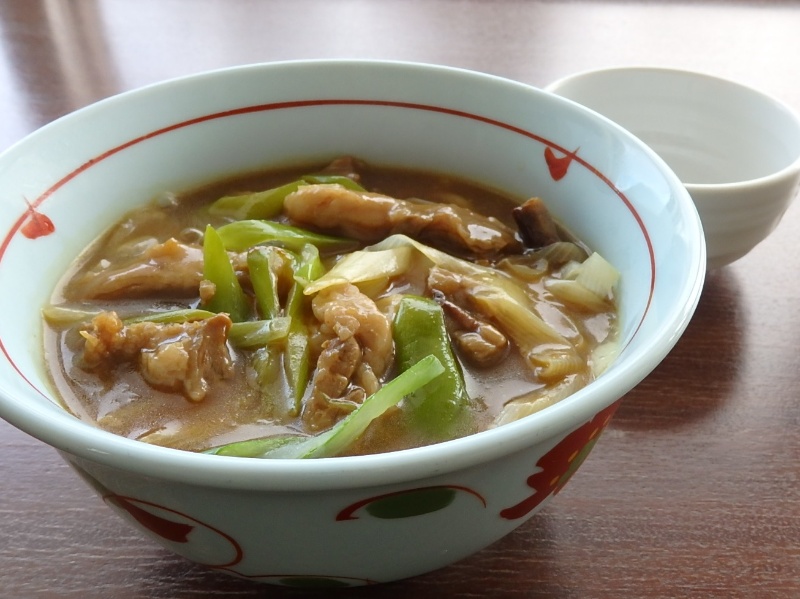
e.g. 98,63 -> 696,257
546,252 -> 620,313
573,252 -> 620,299
589,338 -> 620,377
42,305 -> 103,327
492,373 -> 588,427
303,247 -> 414,295
530,241 -> 589,268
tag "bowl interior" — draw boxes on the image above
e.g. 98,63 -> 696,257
545,66 -> 800,186
0,61 -> 705,487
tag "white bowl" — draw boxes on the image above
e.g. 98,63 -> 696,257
546,66 -> 800,270
0,60 -> 705,586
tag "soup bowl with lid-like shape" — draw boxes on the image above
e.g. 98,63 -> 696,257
0,60 -> 704,586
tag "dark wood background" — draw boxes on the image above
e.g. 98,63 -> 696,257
2,1 -> 799,597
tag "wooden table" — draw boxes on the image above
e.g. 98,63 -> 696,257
2,1 -> 799,597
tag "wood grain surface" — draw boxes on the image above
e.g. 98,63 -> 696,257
2,1 -> 799,597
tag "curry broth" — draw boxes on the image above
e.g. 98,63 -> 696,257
43,158 -> 617,456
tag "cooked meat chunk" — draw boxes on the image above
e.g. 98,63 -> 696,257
303,336 -> 366,431
302,283 -> 393,430
283,184 -> 522,256
80,311 -> 234,401
285,185 -> 396,242
427,267 -> 477,313
66,238 -> 246,300
431,289 -> 509,367
513,197 -> 561,248
68,238 -> 203,300
312,337 -> 363,400
311,283 -> 393,378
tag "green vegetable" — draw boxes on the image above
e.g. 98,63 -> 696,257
209,181 -> 305,220
300,175 -> 365,190
122,309 -> 288,349
208,175 -> 364,220
205,434 -> 304,457
284,326 -> 309,416
393,295 -> 471,436
202,225 -> 250,322
252,344 -> 294,417
216,220 -> 358,254
228,317 -> 291,348
246,245 -> 321,416
266,355 -> 445,459
247,247 -> 288,320
123,309 -> 216,325
290,244 -> 325,289
284,244 -> 325,414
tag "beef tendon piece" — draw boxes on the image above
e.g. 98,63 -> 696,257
80,311 -> 234,401
283,183 -> 522,256
513,197 -> 562,248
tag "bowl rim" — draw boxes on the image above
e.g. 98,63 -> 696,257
544,64 -> 800,190
0,59 -> 706,491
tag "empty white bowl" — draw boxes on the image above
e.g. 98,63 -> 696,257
546,67 -> 800,270
0,60 -> 705,585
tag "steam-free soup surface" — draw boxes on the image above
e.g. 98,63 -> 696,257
43,157 -> 619,458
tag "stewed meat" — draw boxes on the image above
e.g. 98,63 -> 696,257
303,283 -> 393,430
512,197 -> 561,248
284,183 -> 522,256
67,238 -> 248,301
431,289 -> 510,368
80,311 -> 234,401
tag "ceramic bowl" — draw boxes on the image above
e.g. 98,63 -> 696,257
0,60 -> 705,586
545,66 -> 800,270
